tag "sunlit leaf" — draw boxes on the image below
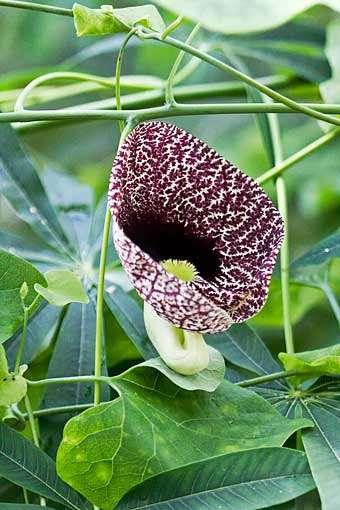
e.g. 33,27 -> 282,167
0,345 -> 27,406
57,366 -> 311,509
139,346 -> 225,392
279,344 -> 340,384
152,0 -> 340,35
0,250 -> 46,343
73,3 -> 165,37
118,447 -> 314,510
34,269 -> 89,307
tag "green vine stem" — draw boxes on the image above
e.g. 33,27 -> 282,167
115,29 -> 136,132
267,111 -> 295,353
27,375 -> 111,387
165,23 -> 201,104
161,15 -> 183,40
0,0 -> 72,15
14,306 -> 28,373
24,395 -> 47,507
148,33 -> 340,128
14,72 -> 117,111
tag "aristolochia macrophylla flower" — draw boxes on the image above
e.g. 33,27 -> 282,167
108,121 -> 284,334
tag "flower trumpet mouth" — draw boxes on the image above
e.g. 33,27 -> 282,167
108,121 -> 284,334
144,302 -> 210,375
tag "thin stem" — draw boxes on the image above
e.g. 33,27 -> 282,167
4,102 -> 340,126
24,395 -> 46,507
267,111 -> 294,354
147,32 -> 340,127
0,0 -> 72,16
161,15 -> 183,40
27,375 -> 111,387
115,29 -> 136,132
257,128 -> 340,184
94,209 -> 112,407
165,24 -> 200,104
24,403 -> 92,419
237,370 -> 301,388
15,72 -> 116,111
23,488 -> 29,504
14,306 -> 28,373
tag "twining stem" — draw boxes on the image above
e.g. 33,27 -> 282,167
148,33 -> 340,127
115,29 -> 136,132
165,23 -> 201,104
24,395 -> 46,507
257,128 -> 340,184
0,0 -> 72,16
268,111 -> 294,353
161,15 -> 183,40
14,306 -> 28,373
15,72 -> 116,111
94,206 -> 112,406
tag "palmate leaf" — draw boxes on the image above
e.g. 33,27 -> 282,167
57,365 -> 311,509
0,423 -> 90,510
152,0 -> 340,35
0,123 -> 73,258
118,447 -> 315,510
298,400 -> 340,510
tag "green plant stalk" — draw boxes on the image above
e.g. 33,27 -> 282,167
24,403 -> 93,419
267,111 -> 294,354
150,32 -> 340,127
27,375 -> 111,387
116,29 -> 136,132
161,15 -> 183,40
165,23 -> 201,104
94,206 -> 112,407
257,128 -> 340,184
4,102 -> 340,125
24,395 -> 46,507
14,71 -> 117,111
14,305 -> 28,373
0,0 -> 72,15
237,370 -> 302,388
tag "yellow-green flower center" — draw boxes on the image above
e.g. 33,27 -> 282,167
161,259 -> 198,282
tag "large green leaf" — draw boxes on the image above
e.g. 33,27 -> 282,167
152,0 -> 340,34
57,365 -> 311,509
0,506 -> 55,510
104,288 -> 157,359
279,345 -> 340,384
0,423 -> 90,509
0,123 -> 73,257
0,250 -> 46,342
300,401 -> 340,510
118,447 -> 314,510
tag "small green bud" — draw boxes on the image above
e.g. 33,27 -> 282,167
19,282 -> 28,301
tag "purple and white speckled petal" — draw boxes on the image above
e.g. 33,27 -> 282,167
108,121 -> 284,332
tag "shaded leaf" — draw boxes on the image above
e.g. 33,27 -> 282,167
279,344 -> 340,384
300,401 -> 340,510
104,288 -> 157,359
0,506 -> 55,510
0,250 -> 46,342
152,0 -> 340,35
0,423 -> 90,509
73,3 -> 165,37
34,270 -> 89,307
0,123 -> 72,257
118,447 -> 314,510
57,366 -> 311,509
320,18 -> 340,103
139,346 -> 225,392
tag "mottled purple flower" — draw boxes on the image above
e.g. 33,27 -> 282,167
108,122 -> 284,334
